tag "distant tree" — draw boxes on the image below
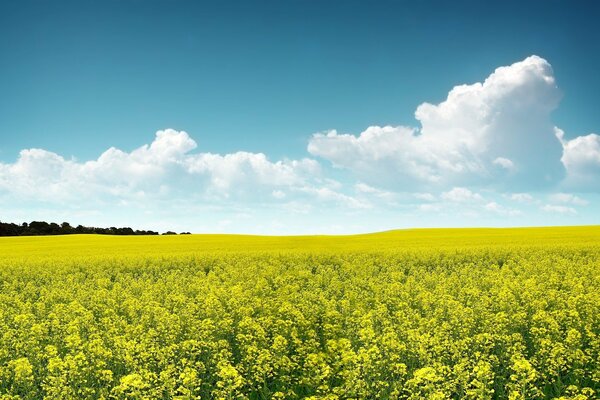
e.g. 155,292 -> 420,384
61,222 -> 73,234
29,221 -> 50,235
49,223 -> 60,234
0,222 -> 20,236
0,220 -> 169,237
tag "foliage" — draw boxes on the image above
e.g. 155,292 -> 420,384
0,220 -> 161,237
0,227 -> 598,399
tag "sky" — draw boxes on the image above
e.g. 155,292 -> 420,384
1,0 -> 599,234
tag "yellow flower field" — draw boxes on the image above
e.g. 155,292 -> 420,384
0,226 -> 598,399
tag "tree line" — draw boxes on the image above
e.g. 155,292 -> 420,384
0,221 -> 191,236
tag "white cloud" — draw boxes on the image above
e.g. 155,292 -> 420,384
549,192 -> 588,206
185,151 -> 320,196
484,201 -> 521,216
297,186 -> 371,209
272,190 -> 286,199
414,192 -> 436,202
418,203 -> 441,212
354,182 -> 398,204
0,148 -> 76,201
308,55 -> 565,190
281,201 -> 312,215
441,187 -> 483,202
0,129 -> 327,206
355,182 -> 384,194
556,128 -> 600,189
493,157 -> 515,170
0,129 -> 205,203
541,204 -> 577,215
507,193 -> 535,203
2,129 -> 404,218
416,193 -> 523,217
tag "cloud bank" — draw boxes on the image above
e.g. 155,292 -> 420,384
0,56 -> 598,232
0,130 -> 331,204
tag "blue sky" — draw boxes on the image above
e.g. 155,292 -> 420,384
1,0 -> 599,233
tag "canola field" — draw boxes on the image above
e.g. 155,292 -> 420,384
0,226 -> 598,399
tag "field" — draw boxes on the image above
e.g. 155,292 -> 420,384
0,227 -> 598,399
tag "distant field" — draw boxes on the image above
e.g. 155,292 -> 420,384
0,226 -> 598,399
1,225 -> 599,258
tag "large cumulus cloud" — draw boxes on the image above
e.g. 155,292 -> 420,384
308,56 -> 567,190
